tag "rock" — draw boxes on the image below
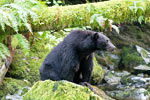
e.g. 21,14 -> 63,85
5,87 -> 30,100
90,57 -> 103,85
131,77 -> 146,83
133,65 -> 150,74
136,45 -> 150,64
23,80 -> 103,100
115,71 -> 130,77
120,75 -> 150,90
104,75 -> 120,86
92,86 -> 115,100
121,75 -> 146,86
106,88 -> 150,100
101,71 -> 130,89
104,71 -> 121,85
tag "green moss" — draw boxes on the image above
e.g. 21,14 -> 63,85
106,23 -> 150,49
34,0 -> 150,32
6,39 -> 49,83
90,57 -> 103,85
119,47 -> 143,71
0,77 -> 31,98
7,50 -> 29,79
23,80 -> 103,100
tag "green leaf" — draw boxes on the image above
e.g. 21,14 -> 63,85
138,16 -> 144,24
0,0 -> 41,33
0,43 -> 10,60
90,14 -> 100,24
0,9 -> 5,31
96,16 -> 104,27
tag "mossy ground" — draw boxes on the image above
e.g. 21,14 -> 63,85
0,78 -> 31,98
23,80 -> 103,100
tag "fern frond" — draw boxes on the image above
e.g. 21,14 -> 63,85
2,4 -> 31,32
0,0 -> 43,33
0,9 -> 5,31
12,34 -> 30,55
0,43 -> 10,61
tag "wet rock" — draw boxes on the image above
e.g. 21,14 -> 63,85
133,65 -> 150,75
120,75 -> 150,90
121,76 -> 146,86
131,77 -> 146,84
106,88 -> 150,100
104,75 -> 121,86
115,71 -> 130,77
5,87 -> 30,100
103,70 -> 130,86
104,71 -> 121,85
136,45 -> 150,64
92,86 -> 115,100
137,73 -> 144,77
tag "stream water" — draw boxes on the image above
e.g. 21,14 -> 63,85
97,47 -> 150,100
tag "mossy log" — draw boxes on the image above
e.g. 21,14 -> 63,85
19,0 -> 150,33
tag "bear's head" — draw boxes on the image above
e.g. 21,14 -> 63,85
94,32 -> 116,51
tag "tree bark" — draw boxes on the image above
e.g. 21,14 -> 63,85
0,57 -> 12,85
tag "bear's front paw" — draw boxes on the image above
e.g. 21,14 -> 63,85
79,82 -> 94,91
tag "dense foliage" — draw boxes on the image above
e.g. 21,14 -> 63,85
0,0 -> 43,63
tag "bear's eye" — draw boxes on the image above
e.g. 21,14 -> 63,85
106,40 -> 109,43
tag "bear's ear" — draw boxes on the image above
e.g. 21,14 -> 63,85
94,32 -> 99,40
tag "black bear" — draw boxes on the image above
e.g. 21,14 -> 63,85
40,30 -> 116,84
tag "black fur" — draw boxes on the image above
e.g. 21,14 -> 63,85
40,30 -> 116,83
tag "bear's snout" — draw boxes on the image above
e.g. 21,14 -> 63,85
106,41 -> 116,52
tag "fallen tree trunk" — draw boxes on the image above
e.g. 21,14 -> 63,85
21,0 -> 150,33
